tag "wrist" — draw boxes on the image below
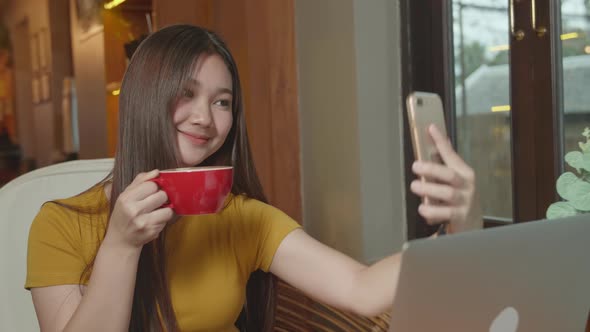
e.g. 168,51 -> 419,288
101,233 -> 143,257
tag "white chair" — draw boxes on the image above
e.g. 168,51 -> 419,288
0,158 -> 113,331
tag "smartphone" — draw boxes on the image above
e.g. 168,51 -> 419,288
406,91 -> 448,205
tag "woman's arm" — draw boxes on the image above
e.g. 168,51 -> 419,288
270,125 -> 482,317
30,170 -> 173,332
31,243 -> 141,332
270,229 -> 400,317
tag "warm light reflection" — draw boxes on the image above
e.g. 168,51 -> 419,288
491,105 -> 511,113
104,0 -> 126,10
112,89 -> 120,96
561,32 -> 580,40
585,46 -> 590,54
489,44 -> 510,52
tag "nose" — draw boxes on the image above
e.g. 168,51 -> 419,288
189,102 -> 213,128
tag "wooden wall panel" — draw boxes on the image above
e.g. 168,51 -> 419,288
153,0 -> 212,29
248,0 -> 301,222
208,1 -> 258,195
240,1 -> 274,202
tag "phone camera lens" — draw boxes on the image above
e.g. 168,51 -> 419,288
417,98 -> 423,106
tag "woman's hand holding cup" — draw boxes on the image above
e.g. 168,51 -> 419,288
410,125 -> 483,234
104,169 -> 174,251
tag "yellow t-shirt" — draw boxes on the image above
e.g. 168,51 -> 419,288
25,184 -> 300,331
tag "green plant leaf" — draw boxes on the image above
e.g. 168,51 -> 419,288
556,172 -> 590,201
546,201 -> 579,219
581,153 -> 590,172
565,151 -> 583,171
570,194 -> 590,211
565,151 -> 590,173
579,140 -> 590,153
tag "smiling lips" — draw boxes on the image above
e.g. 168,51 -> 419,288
179,130 -> 210,145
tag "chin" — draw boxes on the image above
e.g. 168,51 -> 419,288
180,160 -> 205,167
180,154 -> 211,167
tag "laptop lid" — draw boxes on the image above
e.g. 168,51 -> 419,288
389,215 -> 590,332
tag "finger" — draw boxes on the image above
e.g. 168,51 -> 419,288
136,190 -> 169,214
124,180 -> 160,202
428,125 -> 470,173
412,161 -> 464,188
151,208 -> 175,223
143,207 -> 175,228
411,180 -> 463,204
132,208 -> 173,243
127,169 -> 160,190
418,204 -> 453,224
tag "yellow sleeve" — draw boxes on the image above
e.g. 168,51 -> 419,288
235,197 -> 301,273
25,202 -> 88,289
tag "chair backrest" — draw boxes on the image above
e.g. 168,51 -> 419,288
0,158 -> 113,331
275,280 -> 391,331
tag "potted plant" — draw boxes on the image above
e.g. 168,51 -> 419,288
546,127 -> 590,219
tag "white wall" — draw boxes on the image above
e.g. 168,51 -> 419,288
296,0 -> 363,259
69,0 -> 108,159
353,0 -> 406,262
296,0 -> 406,263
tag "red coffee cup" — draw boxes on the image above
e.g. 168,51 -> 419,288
150,166 -> 233,215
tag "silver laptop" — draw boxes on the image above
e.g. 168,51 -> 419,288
389,215 -> 590,332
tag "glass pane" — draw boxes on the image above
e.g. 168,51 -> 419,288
561,1 -> 590,167
452,1 -> 513,220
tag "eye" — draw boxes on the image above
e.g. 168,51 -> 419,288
213,99 -> 232,109
181,89 -> 194,98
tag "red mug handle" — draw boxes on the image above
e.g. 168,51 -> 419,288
150,177 -> 174,210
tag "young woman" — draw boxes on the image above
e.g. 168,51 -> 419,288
26,25 -> 482,332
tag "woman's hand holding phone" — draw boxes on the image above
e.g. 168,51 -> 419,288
410,125 -> 483,234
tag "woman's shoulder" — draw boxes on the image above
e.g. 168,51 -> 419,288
33,184 -> 108,231
227,193 -> 265,207
27,186 -> 106,289
53,183 -> 108,208
224,193 -> 299,226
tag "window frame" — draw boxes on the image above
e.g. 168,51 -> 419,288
400,0 -> 562,239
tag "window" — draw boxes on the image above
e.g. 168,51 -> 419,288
402,0 -> 589,238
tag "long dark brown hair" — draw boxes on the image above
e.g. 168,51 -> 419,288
102,25 -> 274,331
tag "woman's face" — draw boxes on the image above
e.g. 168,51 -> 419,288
173,53 -> 234,167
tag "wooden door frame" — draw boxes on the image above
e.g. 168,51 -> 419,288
510,0 -> 561,223
400,0 -> 455,239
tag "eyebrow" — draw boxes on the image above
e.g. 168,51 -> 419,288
187,79 -> 233,95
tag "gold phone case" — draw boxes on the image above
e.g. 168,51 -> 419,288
406,92 -> 448,205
